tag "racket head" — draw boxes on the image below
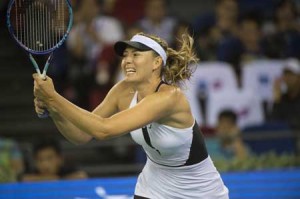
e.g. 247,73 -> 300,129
6,0 -> 73,55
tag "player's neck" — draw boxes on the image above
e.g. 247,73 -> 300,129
135,78 -> 162,102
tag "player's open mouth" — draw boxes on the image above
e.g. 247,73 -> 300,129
125,68 -> 136,74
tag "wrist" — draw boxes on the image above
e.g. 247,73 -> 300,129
46,91 -> 60,113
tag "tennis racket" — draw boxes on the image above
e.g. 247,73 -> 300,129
7,0 -> 73,118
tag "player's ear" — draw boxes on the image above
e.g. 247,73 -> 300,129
153,56 -> 163,71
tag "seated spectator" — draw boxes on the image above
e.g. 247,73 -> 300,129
193,0 -> 239,61
236,14 -> 264,64
67,0 -> 124,109
262,0 -> 300,59
0,137 -> 24,183
206,110 -> 250,161
138,0 -> 177,44
270,58 -> 300,130
102,0 -> 145,26
89,45 -> 119,110
22,138 -> 87,182
68,0 -> 124,61
216,13 -> 265,83
124,24 -> 143,40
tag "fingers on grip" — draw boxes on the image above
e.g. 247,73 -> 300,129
37,109 -> 49,118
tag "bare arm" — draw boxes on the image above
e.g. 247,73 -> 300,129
34,82 -> 120,145
33,74 -> 178,140
50,113 -> 93,145
48,89 -> 176,140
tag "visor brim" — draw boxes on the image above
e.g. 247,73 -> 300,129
114,41 -> 152,56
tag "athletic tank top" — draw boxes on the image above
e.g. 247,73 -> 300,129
129,82 -> 208,167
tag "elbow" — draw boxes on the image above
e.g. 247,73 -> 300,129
71,136 -> 93,146
92,122 -> 117,140
86,117 -> 122,141
93,131 -> 111,141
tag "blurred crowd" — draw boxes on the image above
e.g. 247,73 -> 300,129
1,0 -> 300,182
49,0 -> 300,126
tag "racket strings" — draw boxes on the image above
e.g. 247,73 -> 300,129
12,0 -> 69,52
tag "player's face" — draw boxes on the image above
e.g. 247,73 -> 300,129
121,47 -> 156,82
35,147 -> 62,175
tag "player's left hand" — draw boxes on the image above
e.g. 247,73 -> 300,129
33,73 -> 56,104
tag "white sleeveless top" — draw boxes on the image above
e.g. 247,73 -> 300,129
129,92 -> 229,198
130,92 -> 198,167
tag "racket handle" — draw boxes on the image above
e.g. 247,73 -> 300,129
37,109 -> 49,118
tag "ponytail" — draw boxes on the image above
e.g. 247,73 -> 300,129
164,33 -> 198,85
138,32 -> 198,85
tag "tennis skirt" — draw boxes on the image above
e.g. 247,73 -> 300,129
134,156 -> 229,199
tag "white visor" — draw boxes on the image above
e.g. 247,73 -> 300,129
131,35 -> 167,66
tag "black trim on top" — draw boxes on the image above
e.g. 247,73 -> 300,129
155,80 -> 165,92
184,122 -> 208,166
142,126 -> 161,155
145,122 -> 208,167
140,80 -> 165,155
141,80 -> 208,167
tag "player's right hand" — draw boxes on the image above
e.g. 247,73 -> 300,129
34,97 -> 47,115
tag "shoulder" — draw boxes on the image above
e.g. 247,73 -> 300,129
159,84 -> 186,100
152,84 -> 189,111
109,80 -> 136,110
110,80 -> 133,95
151,84 -> 194,127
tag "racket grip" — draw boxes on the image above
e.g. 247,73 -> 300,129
37,109 -> 49,118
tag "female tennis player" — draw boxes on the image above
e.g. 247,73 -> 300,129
33,32 -> 229,198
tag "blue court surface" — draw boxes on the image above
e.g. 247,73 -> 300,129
0,169 -> 300,199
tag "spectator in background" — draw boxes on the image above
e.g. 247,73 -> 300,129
89,45 -> 120,110
270,58 -> 300,130
22,138 -> 87,182
237,14 -> 264,64
262,0 -> 300,59
194,0 -> 239,61
67,0 -> 124,109
0,137 -> 24,182
213,0 -> 239,37
102,0 -> 145,27
138,0 -> 177,44
68,0 -> 124,61
206,110 -> 250,161
216,14 -> 265,83
124,24 -> 143,40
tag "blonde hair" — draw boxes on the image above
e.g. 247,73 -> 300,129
137,32 -> 198,85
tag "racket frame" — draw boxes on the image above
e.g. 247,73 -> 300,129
6,0 -> 73,55
6,0 -> 73,118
